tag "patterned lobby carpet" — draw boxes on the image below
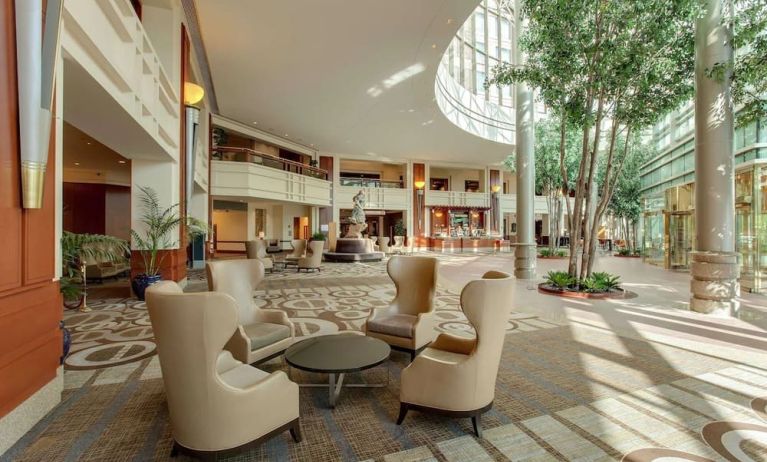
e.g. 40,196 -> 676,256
5,257 -> 767,461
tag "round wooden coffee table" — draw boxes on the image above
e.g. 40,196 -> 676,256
285,334 -> 390,407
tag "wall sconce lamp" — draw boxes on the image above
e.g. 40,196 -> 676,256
434,209 -> 444,218
491,184 -> 501,194
17,0 -> 64,208
184,82 -> 205,203
414,180 -> 425,232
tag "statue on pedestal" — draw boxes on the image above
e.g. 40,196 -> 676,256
345,190 -> 368,238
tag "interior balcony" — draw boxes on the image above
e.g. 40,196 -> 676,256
211,147 -> 331,207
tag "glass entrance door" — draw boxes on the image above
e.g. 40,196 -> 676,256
668,212 -> 693,269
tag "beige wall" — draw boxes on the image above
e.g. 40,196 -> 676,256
339,159 -> 405,182
430,167 -> 485,192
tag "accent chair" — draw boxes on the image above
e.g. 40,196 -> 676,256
391,236 -> 405,254
145,281 -> 300,460
297,240 -> 323,272
285,239 -> 307,266
245,240 -> 274,272
397,270 -> 513,438
206,259 -> 295,364
364,256 -> 438,360
378,236 -> 390,254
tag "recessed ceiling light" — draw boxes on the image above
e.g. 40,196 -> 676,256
284,133 -> 288,137
447,18 -> 453,24
252,121 -> 258,125
431,44 -> 437,49
74,162 -> 80,166
86,142 -> 92,145
118,160 -> 126,164
408,109 -> 415,113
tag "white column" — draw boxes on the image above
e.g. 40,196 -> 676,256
131,159 -> 181,250
513,0 -> 536,278
690,0 -> 739,315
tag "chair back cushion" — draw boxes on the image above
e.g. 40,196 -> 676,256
290,239 -> 307,258
461,271 -> 513,404
379,237 -> 390,252
387,256 -> 438,316
206,259 -> 265,325
145,282 -> 240,438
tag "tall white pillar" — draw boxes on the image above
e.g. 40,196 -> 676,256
513,0 -> 536,278
690,0 -> 739,315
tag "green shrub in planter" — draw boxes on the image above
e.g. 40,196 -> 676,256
544,271 -> 575,289
312,232 -> 326,241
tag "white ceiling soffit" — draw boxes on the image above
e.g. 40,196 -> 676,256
194,0 -> 514,163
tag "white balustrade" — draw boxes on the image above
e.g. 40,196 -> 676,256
211,161 -> 331,207
337,186 -> 409,211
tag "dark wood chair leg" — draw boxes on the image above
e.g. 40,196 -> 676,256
472,413 -> 483,439
409,350 -> 416,361
396,403 -> 409,425
289,419 -> 302,443
170,442 -> 179,457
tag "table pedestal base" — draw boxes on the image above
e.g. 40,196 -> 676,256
288,369 -> 388,407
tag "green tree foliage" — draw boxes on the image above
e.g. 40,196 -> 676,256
489,0 -> 698,278
720,0 -> 767,126
504,117 -> 580,252
606,135 -> 655,252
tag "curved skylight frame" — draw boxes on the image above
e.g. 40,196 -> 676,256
435,0 -> 516,145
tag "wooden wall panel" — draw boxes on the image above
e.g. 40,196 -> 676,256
0,0 -> 62,419
0,0 -> 22,293
63,183 -> 107,235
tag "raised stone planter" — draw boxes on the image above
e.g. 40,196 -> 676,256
613,254 -> 641,258
537,283 -> 636,300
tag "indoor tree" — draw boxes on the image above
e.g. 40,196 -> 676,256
489,0 -> 698,279
714,0 -> 767,127
504,117 -> 579,253
606,134 -> 654,253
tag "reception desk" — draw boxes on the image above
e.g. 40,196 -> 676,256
428,237 -> 509,252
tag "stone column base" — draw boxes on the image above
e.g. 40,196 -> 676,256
689,251 -> 740,316
513,243 -> 537,279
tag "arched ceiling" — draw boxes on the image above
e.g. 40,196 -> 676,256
193,0 -> 514,164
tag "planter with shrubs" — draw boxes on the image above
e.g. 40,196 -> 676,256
538,270 -> 633,299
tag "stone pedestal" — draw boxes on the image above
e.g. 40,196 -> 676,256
513,243 -> 537,279
689,251 -> 740,316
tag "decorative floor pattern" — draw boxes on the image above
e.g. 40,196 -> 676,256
62,259 -> 557,370
6,255 -> 767,461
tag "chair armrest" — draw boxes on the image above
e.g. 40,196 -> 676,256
224,326 -> 252,363
413,311 -> 439,347
364,305 -> 395,332
430,332 -> 476,355
253,309 -> 295,337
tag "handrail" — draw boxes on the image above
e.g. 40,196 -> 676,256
339,177 -> 404,189
213,146 -> 329,180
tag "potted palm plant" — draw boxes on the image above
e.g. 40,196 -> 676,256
60,231 -> 129,311
130,186 -> 207,300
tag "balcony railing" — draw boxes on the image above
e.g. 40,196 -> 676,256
213,146 -> 328,180
339,177 -> 404,189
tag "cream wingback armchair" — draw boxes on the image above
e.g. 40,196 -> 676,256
145,282 -> 300,460
397,271 -> 513,438
285,239 -> 307,266
206,259 -> 295,364
364,256 -> 439,360
297,240 -> 323,272
246,240 -> 274,272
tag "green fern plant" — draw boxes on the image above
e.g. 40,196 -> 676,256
131,186 -> 208,277
544,271 -> 574,289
